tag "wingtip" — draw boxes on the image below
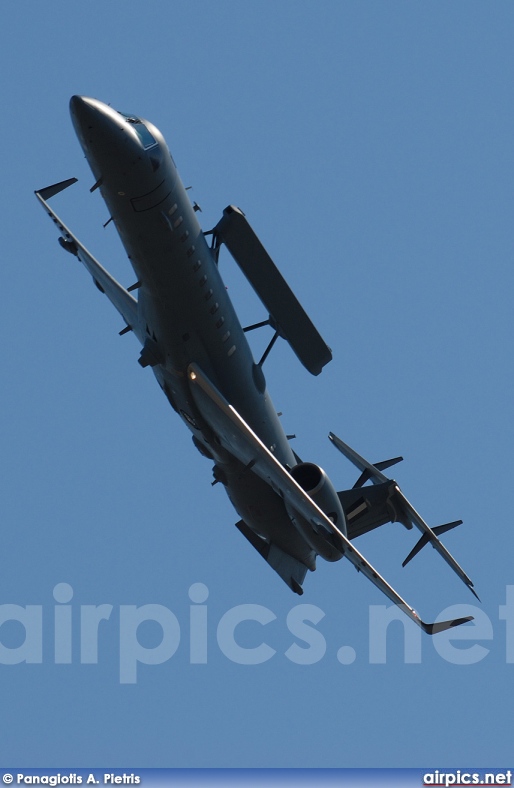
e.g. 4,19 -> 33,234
35,177 -> 78,202
421,615 -> 474,635
469,584 -> 481,603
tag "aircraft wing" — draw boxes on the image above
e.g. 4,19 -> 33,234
212,206 -> 332,376
188,362 -> 473,635
35,179 -> 141,341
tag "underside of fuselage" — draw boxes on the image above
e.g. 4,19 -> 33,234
69,95 -> 316,578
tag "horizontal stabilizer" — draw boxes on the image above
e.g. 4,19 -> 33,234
213,206 -> 332,376
235,520 -> 308,595
354,456 -> 404,488
402,520 -> 463,567
329,431 -> 477,600
329,432 -> 393,486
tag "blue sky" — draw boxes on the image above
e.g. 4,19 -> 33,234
2,0 -> 514,768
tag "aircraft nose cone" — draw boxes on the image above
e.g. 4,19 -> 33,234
69,95 -> 121,163
69,95 -> 100,137
68,95 -> 151,188
69,94 -> 86,114
70,94 -> 92,117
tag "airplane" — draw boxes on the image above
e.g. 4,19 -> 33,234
36,96 -> 477,635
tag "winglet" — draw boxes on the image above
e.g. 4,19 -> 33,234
35,177 -> 78,201
420,615 -> 474,635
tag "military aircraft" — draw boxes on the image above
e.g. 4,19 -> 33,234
36,96 -> 477,634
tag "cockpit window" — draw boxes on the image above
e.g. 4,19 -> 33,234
117,111 -> 158,150
132,123 -> 157,149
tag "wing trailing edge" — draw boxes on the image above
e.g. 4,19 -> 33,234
35,179 -> 141,342
187,363 -> 473,635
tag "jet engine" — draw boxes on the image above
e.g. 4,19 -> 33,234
287,462 -> 347,561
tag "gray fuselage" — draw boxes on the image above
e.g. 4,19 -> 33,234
69,96 -> 316,568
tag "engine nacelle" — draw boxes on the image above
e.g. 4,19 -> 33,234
287,462 -> 347,562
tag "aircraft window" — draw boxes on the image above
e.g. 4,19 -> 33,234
204,289 -> 213,301
187,246 -> 196,258
193,260 -> 202,272
199,275 -> 207,286
227,345 -> 236,357
117,112 -> 157,149
215,317 -> 225,329
118,111 -> 139,122
118,112 -> 157,150
210,303 -> 219,315
134,123 -> 157,149
222,331 -> 230,343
